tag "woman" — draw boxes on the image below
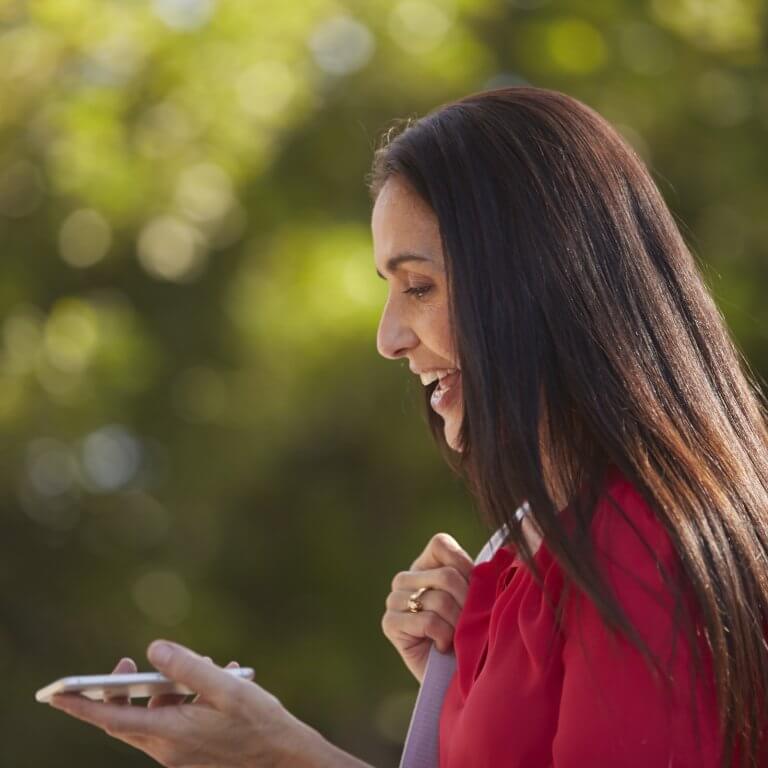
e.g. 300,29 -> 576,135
48,87 -> 768,768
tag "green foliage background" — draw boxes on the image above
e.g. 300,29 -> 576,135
1,0 -> 766,765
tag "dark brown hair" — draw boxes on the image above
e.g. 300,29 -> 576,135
367,86 -> 768,767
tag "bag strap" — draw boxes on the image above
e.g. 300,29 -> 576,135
398,504 -> 528,768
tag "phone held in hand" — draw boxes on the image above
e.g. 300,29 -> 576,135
35,668 -> 255,703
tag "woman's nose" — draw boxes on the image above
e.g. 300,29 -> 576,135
376,301 -> 418,360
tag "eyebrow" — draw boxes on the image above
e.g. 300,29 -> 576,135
375,252 -> 438,279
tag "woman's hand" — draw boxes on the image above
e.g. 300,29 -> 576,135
103,654 -> 242,709
47,640 -> 333,768
381,532 -> 475,684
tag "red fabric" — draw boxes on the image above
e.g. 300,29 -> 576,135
438,465 -> 727,767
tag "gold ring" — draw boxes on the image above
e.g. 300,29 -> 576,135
407,586 -> 430,613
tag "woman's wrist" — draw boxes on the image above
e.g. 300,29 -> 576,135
274,714 -> 375,768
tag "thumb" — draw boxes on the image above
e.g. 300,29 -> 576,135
147,641 -> 241,710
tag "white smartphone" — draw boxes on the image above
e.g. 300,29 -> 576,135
35,668 -> 255,704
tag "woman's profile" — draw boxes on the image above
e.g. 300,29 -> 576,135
48,86 -> 768,768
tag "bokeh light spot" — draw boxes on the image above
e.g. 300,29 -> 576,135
308,14 -> 375,76
235,60 -> 297,120
175,162 -> 234,224
26,437 -> 77,497
81,424 -> 142,492
132,570 -> 191,626
152,0 -> 216,31
388,0 -> 455,55
59,208 -> 112,268
43,298 -> 100,373
137,215 -> 208,282
546,18 -> 607,75
651,0 -> 761,53
135,101 -> 198,158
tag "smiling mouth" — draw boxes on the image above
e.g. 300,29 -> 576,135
429,369 -> 461,412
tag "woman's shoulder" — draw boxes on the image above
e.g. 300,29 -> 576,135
559,464 -> 691,649
500,465 -> 689,641
589,464 -> 678,572
551,467 -> 723,766
505,464 -> 674,572
484,464 -> 681,610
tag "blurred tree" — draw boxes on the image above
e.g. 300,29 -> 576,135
0,0 -> 765,765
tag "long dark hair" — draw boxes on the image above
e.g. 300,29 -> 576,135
366,86 -> 768,768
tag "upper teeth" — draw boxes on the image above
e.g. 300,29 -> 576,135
419,368 -> 457,386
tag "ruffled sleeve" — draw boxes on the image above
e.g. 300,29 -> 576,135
552,480 -> 724,767
452,544 -> 517,699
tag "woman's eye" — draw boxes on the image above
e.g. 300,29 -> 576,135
403,285 -> 433,299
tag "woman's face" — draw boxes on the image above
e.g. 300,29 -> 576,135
371,176 -> 464,451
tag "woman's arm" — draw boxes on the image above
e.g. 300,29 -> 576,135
48,640 -> 377,768
278,714 -> 375,768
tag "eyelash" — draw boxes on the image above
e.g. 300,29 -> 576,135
403,285 -> 433,299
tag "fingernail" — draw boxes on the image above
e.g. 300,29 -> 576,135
148,641 -> 172,665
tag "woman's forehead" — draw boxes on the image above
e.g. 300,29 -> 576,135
371,179 -> 443,268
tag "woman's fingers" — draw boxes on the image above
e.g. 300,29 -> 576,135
391,566 -> 470,608
385,587 -> 462,626
105,657 -> 137,706
381,584 -> 462,664
409,533 -> 474,580
49,643 -> 295,768
382,607 -> 456,653
381,533 -> 475,681
192,661 -> 239,706
103,652 -> 243,710
148,656 -> 214,709
145,641 -> 244,713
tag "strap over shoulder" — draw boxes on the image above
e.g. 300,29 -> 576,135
398,502 -> 529,768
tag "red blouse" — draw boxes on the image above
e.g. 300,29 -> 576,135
438,465 -> 728,767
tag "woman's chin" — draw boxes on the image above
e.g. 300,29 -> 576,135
444,417 -> 463,453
